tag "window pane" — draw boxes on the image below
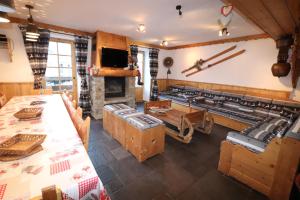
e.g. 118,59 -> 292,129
60,68 -> 72,78
136,52 -> 144,86
45,67 -> 60,91
60,80 -> 73,91
58,42 -> 71,55
45,67 -> 59,78
59,56 -> 72,68
48,42 -> 57,54
47,55 -> 58,67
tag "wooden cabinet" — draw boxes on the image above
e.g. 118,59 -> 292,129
125,123 -> 165,162
103,108 -> 165,162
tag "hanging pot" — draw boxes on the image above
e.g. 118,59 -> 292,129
271,63 -> 291,77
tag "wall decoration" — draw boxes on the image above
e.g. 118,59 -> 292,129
218,5 -> 233,37
163,57 -> 173,68
182,45 -> 240,76
271,36 -> 293,77
185,49 -> 246,77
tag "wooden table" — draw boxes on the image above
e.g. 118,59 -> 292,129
0,95 -> 109,200
147,107 -> 214,143
150,109 -> 184,128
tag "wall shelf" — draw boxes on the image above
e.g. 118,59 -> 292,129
92,68 -> 138,77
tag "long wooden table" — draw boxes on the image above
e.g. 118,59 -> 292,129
0,95 -> 109,200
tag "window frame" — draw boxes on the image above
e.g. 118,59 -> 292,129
136,50 -> 145,87
46,38 -> 77,100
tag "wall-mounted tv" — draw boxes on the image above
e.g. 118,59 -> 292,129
101,48 -> 128,68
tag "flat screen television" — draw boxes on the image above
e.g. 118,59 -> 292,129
101,48 -> 128,68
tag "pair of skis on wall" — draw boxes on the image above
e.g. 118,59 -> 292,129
181,45 -> 246,77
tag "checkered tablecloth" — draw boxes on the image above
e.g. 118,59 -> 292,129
0,95 -> 110,200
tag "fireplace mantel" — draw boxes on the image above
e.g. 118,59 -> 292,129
92,68 -> 138,77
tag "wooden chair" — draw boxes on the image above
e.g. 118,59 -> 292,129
31,185 -> 62,200
73,115 -> 90,150
0,93 -> 7,108
78,116 -> 91,150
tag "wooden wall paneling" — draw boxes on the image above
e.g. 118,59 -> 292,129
167,34 -> 270,50
135,87 -> 143,102
0,82 -> 53,100
210,113 -> 250,131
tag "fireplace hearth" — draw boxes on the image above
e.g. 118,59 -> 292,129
105,77 -> 125,98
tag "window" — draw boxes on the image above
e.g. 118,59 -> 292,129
136,51 -> 145,87
46,40 -> 75,92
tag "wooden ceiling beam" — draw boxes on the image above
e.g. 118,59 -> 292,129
166,34 -> 270,50
8,17 -> 94,37
128,39 -> 168,50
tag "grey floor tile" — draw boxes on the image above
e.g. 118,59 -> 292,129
89,116 -> 268,200
111,147 -> 131,160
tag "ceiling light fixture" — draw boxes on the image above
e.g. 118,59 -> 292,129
136,24 -> 146,33
219,28 -> 230,37
176,5 -> 182,16
160,40 -> 168,47
0,0 -> 16,12
25,4 -> 39,42
0,11 -> 9,23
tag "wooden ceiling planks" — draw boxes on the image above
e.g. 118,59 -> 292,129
224,0 -> 299,39
286,0 -> 300,26
261,0 -> 296,34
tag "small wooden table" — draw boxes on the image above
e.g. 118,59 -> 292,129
145,100 -> 214,143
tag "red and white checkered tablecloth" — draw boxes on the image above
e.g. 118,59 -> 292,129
0,95 -> 110,200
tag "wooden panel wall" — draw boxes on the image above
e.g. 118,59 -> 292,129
135,87 -> 143,102
157,79 -> 291,100
0,82 -> 51,100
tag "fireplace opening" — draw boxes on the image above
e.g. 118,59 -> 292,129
105,77 -> 126,98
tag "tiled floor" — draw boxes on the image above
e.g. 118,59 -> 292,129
88,105 -> 268,200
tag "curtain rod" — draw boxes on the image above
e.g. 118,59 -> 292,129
50,30 -> 91,38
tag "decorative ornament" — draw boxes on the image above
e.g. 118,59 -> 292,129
136,24 -> 146,33
271,36 -> 293,77
218,5 -> 233,37
163,57 -> 173,68
221,5 -> 233,17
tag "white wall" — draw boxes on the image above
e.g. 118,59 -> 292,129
158,39 -> 294,93
0,24 -> 33,82
0,24 -> 92,101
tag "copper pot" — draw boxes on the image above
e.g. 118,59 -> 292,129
271,63 -> 291,77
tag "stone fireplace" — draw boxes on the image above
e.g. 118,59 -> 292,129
90,76 -> 136,119
105,77 -> 125,98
